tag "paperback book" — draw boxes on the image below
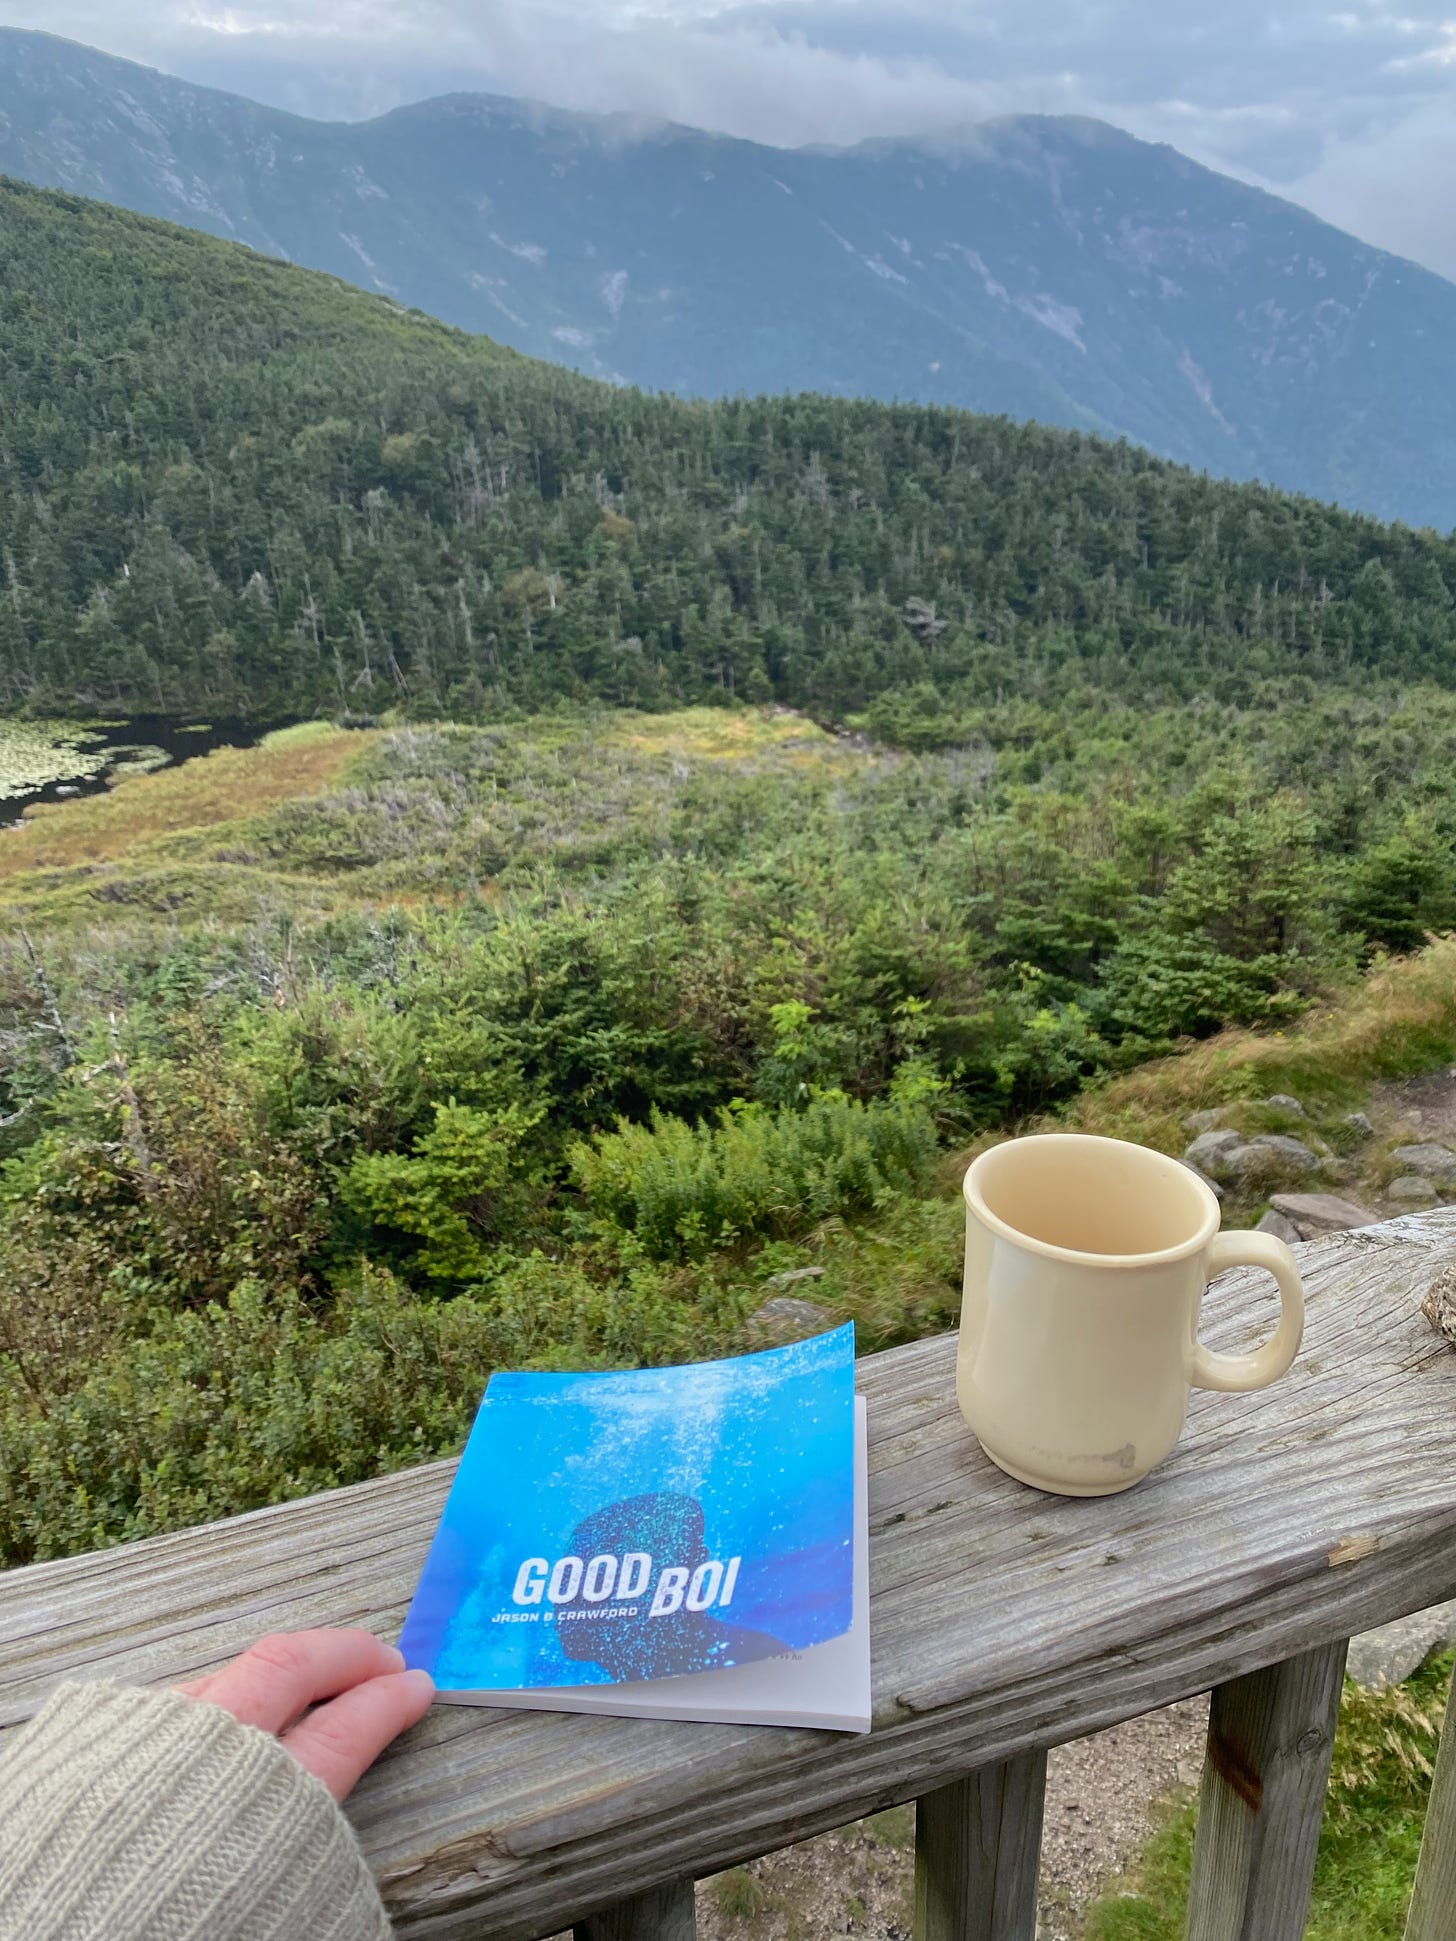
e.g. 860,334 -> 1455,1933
398,1322 -> 870,1731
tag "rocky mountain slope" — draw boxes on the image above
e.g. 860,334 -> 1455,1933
3,27 -> 1455,531
13,170 -> 1456,727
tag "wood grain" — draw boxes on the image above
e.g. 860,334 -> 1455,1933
1185,1642 -> 1347,1941
1403,1661 -> 1456,1941
2,1211 -> 1456,1940
914,1753 -> 1046,1941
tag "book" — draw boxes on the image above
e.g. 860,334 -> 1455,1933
398,1322 -> 870,1731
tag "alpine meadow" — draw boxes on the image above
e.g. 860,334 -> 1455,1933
5,173 -> 1456,1574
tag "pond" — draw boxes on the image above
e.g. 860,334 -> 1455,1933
0,717 -> 276,824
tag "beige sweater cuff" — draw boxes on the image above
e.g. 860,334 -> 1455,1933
0,1680 -> 393,1941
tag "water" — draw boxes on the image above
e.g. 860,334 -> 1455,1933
0,716 -> 276,825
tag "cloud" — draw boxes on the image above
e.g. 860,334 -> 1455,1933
1295,96 -> 1456,276
6,0 -> 1456,277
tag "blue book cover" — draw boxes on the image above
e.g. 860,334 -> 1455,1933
399,1323 -> 869,1730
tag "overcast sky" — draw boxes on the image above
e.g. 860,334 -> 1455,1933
4,0 -> 1455,279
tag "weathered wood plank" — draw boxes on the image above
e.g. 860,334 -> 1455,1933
1403,1661 -> 1456,1941
914,1753 -> 1046,1941
0,1213 -> 1455,1941
575,1881 -> 696,1941
1185,1641 -> 1347,1941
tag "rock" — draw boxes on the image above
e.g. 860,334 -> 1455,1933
1391,1143 -> 1456,1187
765,1265 -> 827,1290
54,784 -> 81,798
1263,1094 -> 1306,1118
1347,1600 -> 1456,1689
1256,1210 -> 1301,1244
746,1296 -> 832,1346
1182,1108 -> 1227,1135
1249,1134 -> 1321,1165
1178,1160 -> 1225,1202
1343,1112 -> 1374,1139
1389,1175 -> 1439,1205
1267,1192 -> 1379,1237
1221,1135 -> 1323,1188
1183,1129 -> 1243,1173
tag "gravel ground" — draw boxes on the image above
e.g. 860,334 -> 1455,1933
694,1696 -> 1209,1941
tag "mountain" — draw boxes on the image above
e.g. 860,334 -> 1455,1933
2,30 -> 1455,532
4,172 -> 1456,726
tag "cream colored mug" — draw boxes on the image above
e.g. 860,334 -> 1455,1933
958,1133 -> 1304,1496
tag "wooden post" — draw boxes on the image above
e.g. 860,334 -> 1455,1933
914,1750 -> 1047,1941
1403,1661 -> 1456,1941
575,1881 -> 697,1941
1185,1640 -> 1348,1941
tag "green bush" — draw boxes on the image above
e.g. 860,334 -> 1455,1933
0,1266 -> 499,1566
344,1099 -> 546,1278
1093,934 -> 1298,1047
569,1091 -> 940,1260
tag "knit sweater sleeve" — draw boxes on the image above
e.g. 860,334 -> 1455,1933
0,1681 -> 393,1941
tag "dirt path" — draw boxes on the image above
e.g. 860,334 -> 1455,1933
695,1697 -> 1208,1941
1368,1066 -> 1456,1147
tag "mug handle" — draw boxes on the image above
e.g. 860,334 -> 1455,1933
1190,1232 -> 1305,1393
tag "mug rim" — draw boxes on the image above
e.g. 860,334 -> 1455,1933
963,1131 -> 1221,1268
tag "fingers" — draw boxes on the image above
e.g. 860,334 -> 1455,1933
180,1628 -> 407,1735
175,1628 -> 434,1804
280,1667 -> 435,1801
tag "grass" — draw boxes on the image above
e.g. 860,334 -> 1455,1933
605,705 -> 862,767
0,723 -> 371,884
1064,937 -> 1456,1157
1082,1656 -> 1451,1941
0,723 -> 376,922
709,1869 -> 766,1922
863,1805 -> 915,1850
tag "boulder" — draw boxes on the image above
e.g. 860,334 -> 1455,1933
1256,1210 -> 1301,1244
1222,1135 -> 1323,1188
1347,1600 -> 1456,1689
1178,1160 -> 1225,1201
1390,1143 -> 1456,1188
1183,1128 -> 1243,1174
1342,1112 -> 1375,1140
1389,1174 -> 1439,1205
1263,1094 -> 1307,1118
746,1296 -> 832,1346
1248,1134 -> 1322,1166
1267,1192 -> 1379,1238
1183,1108 -> 1227,1135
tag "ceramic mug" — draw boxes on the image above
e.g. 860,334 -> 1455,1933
957,1133 -> 1304,1496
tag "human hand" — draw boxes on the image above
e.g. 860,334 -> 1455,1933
178,1627 -> 434,1801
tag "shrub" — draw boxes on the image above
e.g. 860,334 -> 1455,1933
0,1265 -> 499,1566
569,1091 -> 939,1260
1093,935 -> 1297,1048
344,1099 -> 546,1277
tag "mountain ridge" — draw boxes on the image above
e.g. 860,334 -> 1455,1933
2,27 -> 1456,529
7,168 -> 1456,731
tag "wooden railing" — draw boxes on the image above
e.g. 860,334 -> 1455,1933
3,1209 -> 1456,1941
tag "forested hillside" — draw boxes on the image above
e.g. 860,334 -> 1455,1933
8,30 -> 1456,530
4,177 -> 1456,724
